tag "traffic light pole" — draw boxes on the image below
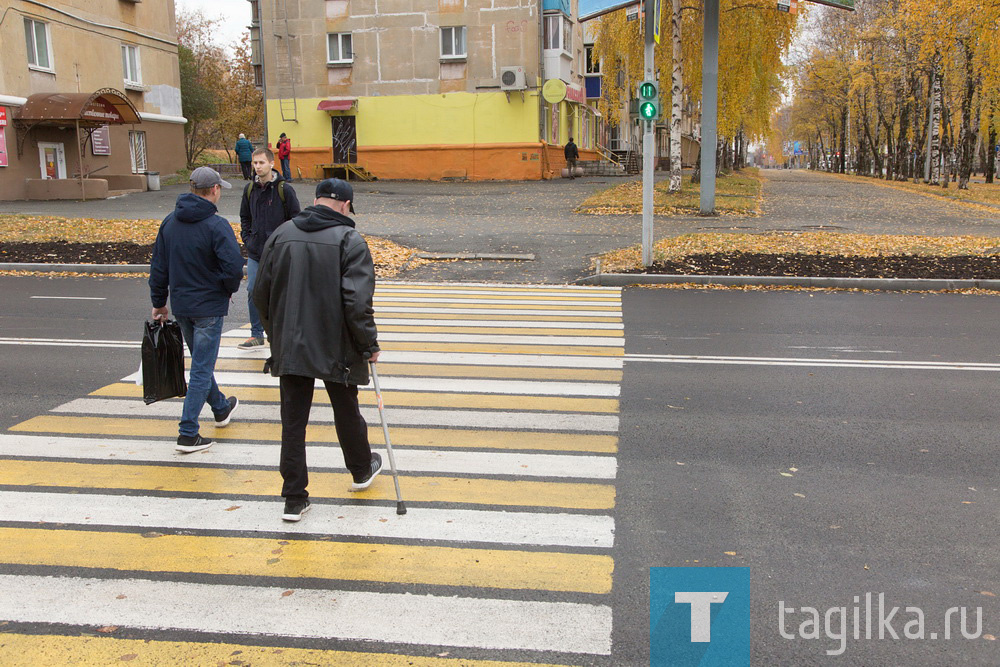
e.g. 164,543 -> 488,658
641,0 -> 655,266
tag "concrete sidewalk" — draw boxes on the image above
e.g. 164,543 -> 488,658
5,170 -> 1000,283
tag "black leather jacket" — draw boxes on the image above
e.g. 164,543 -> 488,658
252,205 -> 379,385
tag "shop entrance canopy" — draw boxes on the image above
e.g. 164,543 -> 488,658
13,87 -> 140,156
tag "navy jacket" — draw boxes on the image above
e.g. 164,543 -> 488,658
239,170 -> 301,261
149,193 -> 245,318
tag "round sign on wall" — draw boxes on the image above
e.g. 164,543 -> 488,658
542,79 -> 567,104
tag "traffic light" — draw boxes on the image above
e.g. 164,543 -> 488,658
637,80 -> 660,122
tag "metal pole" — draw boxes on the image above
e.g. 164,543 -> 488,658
699,0 -> 719,215
76,120 -> 86,202
641,0 -> 655,266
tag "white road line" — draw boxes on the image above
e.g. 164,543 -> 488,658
0,575 -> 612,655
29,296 -> 107,300
0,434 -> 619,479
119,371 -> 622,397
380,280 -> 620,291
377,318 -> 624,330
0,337 -> 139,348
53,398 -> 621,433
221,330 -> 625,347
218,349 -> 625,368
0,491 -> 615,548
625,353 -> 1000,372
346,332 -> 624,347
374,306 -> 623,317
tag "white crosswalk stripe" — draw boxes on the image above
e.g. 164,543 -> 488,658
0,282 -> 623,663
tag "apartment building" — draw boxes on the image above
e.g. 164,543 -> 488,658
0,0 -> 186,200
252,0 -> 600,180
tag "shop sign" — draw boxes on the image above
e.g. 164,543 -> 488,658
0,128 -> 8,167
81,98 -> 123,123
91,125 -> 111,155
0,107 -> 7,127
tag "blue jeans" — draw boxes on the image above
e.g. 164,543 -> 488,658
175,315 -> 228,438
280,158 -> 291,181
246,257 -> 264,339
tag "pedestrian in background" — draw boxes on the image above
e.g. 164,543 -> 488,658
238,147 -> 301,350
253,178 -> 382,522
564,137 -> 579,179
149,166 -> 244,453
235,133 -> 254,180
276,133 -> 292,181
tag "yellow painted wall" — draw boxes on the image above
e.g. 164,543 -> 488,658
266,91 -> 541,150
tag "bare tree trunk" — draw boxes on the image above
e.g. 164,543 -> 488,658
987,123 -> 997,184
929,69 -> 942,185
668,0 -> 682,193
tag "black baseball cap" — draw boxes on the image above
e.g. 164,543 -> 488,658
315,178 -> 355,213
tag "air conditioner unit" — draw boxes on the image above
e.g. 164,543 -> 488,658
500,66 -> 527,91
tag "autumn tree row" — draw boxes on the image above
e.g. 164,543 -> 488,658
177,10 -> 265,168
785,0 -> 1000,187
592,0 -> 799,191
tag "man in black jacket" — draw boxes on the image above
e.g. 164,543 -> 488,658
253,178 -> 382,521
238,147 -> 301,351
564,137 -> 580,179
150,167 -> 244,453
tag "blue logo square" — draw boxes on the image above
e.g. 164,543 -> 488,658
650,567 -> 750,666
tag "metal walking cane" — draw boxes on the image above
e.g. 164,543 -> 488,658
370,362 -> 406,515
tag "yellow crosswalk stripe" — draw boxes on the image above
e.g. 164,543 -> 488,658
0,460 -> 615,510
10,415 -> 619,453
302,342 -> 624,356
0,634 -> 573,666
378,325 -> 624,337
374,313 -> 622,322
0,527 -> 613,594
93,382 -> 621,413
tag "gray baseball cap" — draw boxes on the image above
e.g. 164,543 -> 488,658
190,166 -> 232,189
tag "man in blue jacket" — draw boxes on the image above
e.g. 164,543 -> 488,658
150,167 -> 245,453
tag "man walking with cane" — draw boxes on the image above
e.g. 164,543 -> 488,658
253,178 -> 382,521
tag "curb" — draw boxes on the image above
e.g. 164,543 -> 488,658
576,272 -> 1000,292
0,263 -> 251,276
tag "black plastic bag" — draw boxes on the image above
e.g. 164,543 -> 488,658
141,319 -> 187,405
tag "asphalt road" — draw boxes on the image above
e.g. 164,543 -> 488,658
617,287 -> 1000,665
2,276 -> 999,664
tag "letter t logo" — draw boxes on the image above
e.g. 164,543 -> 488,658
675,592 -> 729,642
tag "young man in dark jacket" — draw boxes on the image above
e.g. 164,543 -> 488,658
253,178 -> 381,521
149,167 -> 245,453
238,147 -> 301,350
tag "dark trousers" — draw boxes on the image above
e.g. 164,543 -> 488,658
279,374 -> 372,500
239,160 -> 252,180
566,158 -> 578,178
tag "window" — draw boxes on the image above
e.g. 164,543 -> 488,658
122,44 -> 142,87
327,32 -> 353,64
24,18 -> 52,71
543,14 -> 572,53
249,0 -> 260,25
129,131 -> 147,173
440,26 -> 466,59
585,45 -> 600,74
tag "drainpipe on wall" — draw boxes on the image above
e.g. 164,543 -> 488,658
538,0 -> 550,179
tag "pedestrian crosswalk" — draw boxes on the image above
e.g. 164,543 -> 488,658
0,282 -> 623,664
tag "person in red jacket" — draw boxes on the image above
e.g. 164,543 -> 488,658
276,133 -> 292,181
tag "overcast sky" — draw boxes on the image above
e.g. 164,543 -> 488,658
175,0 -> 251,53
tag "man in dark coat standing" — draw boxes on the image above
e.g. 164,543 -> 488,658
253,178 -> 382,521
149,167 -> 244,453
564,137 -> 580,179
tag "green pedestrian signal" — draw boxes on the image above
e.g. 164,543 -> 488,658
636,80 -> 660,122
